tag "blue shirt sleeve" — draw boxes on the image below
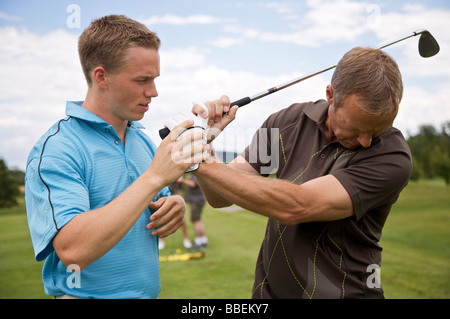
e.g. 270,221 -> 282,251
25,155 -> 90,262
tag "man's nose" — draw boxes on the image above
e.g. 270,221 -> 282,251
357,134 -> 372,148
144,81 -> 158,98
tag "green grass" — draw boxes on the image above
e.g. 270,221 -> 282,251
0,180 -> 448,299
0,198 -> 45,299
158,207 -> 266,299
380,179 -> 450,299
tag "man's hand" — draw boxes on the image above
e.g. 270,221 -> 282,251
147,195 -> 185,238
191,95 -> 238,143
148,119 -> 210,188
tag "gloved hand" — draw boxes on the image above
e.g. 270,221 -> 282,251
160,104 -> 210,172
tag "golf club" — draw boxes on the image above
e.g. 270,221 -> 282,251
159,29 -> 439,139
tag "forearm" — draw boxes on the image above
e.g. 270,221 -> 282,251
195,161 -> 354,225
194,154 -> 251,208
195,161 -> 303,224
194,169 -> 233,208
53,169 -> 162,270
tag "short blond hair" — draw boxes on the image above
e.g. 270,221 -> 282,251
331,47 -> 403,116
78,15 -> 161,85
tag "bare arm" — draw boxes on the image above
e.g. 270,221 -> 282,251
195,157 -> 354,225
194,155 -> 259,208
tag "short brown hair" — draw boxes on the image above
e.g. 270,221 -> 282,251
78,15 -> 161,85
331,47 -> 403,116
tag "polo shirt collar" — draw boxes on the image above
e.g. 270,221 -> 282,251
66,101 -> 145,129
304,99 -> 329,135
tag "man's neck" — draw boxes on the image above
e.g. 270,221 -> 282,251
82,91 -> 128,143
324,108 -> 337,144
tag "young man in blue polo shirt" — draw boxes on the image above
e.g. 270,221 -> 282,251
25,15 -> 209,299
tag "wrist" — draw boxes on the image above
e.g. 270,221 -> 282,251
143,166 -> 167,191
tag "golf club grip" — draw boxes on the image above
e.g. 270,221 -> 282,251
230,96 -> 251,108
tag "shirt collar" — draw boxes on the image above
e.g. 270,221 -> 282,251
303,99 -> 329,124
303,99 -> 330,136
65,101 -> 145,129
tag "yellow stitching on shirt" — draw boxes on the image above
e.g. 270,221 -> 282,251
277,221 -> 311,298
280,133 -> 287,164
309,224 -> 328,298
341,273 -> 346,299
291,150 -> 321,183
336,151 -> 355,161
252,222 -> 288,298
334,146 -> 339,160
327,232 -> 347,299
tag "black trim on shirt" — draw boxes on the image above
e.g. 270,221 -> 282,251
37,117 -> 72,231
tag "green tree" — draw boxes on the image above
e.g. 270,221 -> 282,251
431,146 -> 450,186
0,158 -> 20,208
408,125 -> 439,179
407,122 -> 450,184
409,157 -> 421,181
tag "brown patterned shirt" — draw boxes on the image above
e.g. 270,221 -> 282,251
243,100 -> 412,299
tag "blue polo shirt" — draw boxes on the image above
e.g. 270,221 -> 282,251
25,101 -> 171,298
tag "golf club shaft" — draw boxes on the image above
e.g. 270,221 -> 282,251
230,64 -> 336,107
230,30 -> 428,108
159,30 -> 436,139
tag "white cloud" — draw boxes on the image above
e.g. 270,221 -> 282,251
0,26 -> 85,170
217,0 -> 371,48
209,37 -> 244,48
0,11 -> 21,21
258,1 -> 300,20
160,46 -> 207,69
396,83 -> 450,136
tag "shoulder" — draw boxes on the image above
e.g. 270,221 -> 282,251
28,117 -> 76,158
26,116 -> 92,173
262,100 -> 327,130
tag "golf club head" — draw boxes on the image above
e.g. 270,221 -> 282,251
418,31 -> 440,58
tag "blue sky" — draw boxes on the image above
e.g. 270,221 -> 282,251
1,0 -> 449,170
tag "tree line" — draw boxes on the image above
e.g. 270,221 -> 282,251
407,121 -> 450,185
0,158 -> 23,208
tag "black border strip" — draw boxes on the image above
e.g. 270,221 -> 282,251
37,117 -> 71,231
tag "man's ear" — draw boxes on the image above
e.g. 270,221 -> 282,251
326,84 -> 334,105
92,66 -> 108,89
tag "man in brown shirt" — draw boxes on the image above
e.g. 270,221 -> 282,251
190,47 -> 412,298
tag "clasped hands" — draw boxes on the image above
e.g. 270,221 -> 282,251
155,95 -> 237,180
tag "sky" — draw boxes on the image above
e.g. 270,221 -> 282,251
0,0 -> 449,170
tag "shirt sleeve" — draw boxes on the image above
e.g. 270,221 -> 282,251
25,155 -> 90,262
242,107 -> 285,177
